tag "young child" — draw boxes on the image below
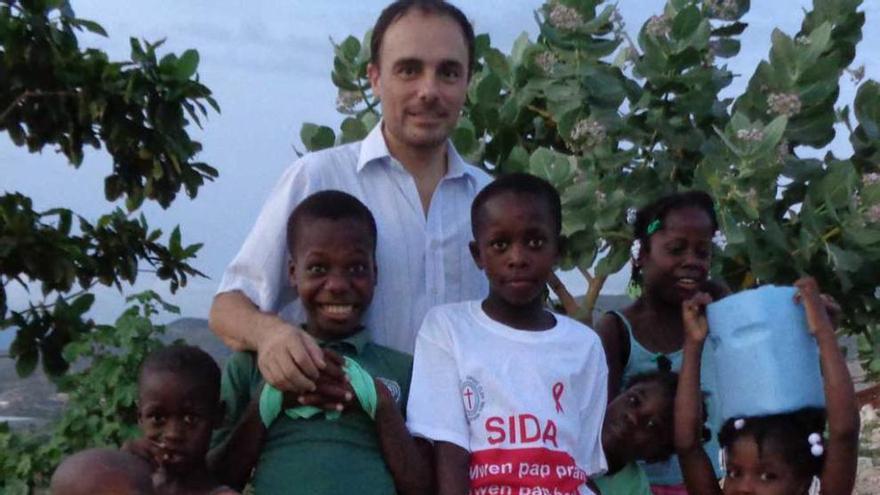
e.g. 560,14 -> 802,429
595,191 -> 725,491
51,448 -> 155,495
596,370 -> 685,495
675,278 -> 860,495
208,190 -> 430,494
407,173 -> 608,495
125,344 -> 237,495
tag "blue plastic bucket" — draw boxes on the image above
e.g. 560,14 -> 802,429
706,285 -> 825,420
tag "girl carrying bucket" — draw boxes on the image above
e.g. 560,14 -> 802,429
675,277 -> 859,495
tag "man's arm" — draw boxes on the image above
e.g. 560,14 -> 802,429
209,291 -> 325,392
373,380 -> 433,495
435,441 -> 470,495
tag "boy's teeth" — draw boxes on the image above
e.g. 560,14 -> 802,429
323,304 -> 353,315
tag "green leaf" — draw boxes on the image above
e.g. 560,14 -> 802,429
175,49 -> 200,80
300,123 -> 336,151
672,6 -> 702,40
15,350 -> 38,378
341,117 -> 368,144
595,242 -> 630,277
854,80 -> 880,141
70,18 -> 108,37
529,148 -> 571,185
827,244 -> 862,272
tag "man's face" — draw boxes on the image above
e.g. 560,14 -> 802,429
368,10 -> 469,153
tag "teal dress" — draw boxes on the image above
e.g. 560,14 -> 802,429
594,462 -> 651,495
612,311 -> 722,487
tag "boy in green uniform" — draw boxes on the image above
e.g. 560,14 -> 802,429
208,190 -> 431,494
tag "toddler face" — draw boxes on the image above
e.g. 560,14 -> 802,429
723,435 -> 808,495
603,380 -> 674,463
137,370 -> 218,474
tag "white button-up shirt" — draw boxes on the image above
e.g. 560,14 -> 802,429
218,124 -> 491,354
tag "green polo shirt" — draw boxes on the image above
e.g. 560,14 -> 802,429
594,462 -> 652,495
212,329 -> 412,495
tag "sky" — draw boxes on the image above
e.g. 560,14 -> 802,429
2,0 -> 878,334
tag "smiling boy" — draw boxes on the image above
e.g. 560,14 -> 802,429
208,191 -> 430,494
407,173 -> 608,495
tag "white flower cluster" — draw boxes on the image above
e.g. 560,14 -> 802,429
335,90 -> 362,113
736,128 -> 765,142
548,3 -> 584,31
744,187 -> 758,204
626,207 -> 637,225
646,15 -> 671,38
867,204 -> 880,224
863,173 -> 880,186
535,51 -> 558,74
767,92 -> 803,118
776,140 -> 790,164
570,119 -> 607,153
795,35 -> 811,46
707,0 -> 739,20
712,231 -> 728,250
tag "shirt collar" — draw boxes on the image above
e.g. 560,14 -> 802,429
357,120 -> 477,183
312,327 -> 369,355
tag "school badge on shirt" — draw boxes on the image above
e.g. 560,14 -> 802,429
376,377 -> 402,404
460,376 -> 486,421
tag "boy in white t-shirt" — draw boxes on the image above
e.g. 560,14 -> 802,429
407,173 -> 608,495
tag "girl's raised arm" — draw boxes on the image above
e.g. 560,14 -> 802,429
674,293 -> 722,495
794,278 -> 859,495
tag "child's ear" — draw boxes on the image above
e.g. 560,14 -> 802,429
469,240 -> 484,270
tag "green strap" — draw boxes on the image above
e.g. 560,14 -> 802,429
259,357 -> 377,428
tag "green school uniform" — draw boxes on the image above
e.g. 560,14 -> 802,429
212,330 -> 412,495
594,462 -> 652,495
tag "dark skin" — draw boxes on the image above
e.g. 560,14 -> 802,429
207,218 -> 432,494
436,192 -> 562,495
124,372 -> 236,495
675,278 -> 859,495
51,448 -> 156,495
602,380 -> 674,474
595,206 -> 719,396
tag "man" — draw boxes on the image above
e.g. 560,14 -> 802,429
209,0 -> 490,398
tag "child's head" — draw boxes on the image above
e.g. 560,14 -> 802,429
137,344 -> 222,475
469,173 -> 561,308
719,408 -> 826,495
603,370 -> 680,464
50,448 -> 155,495
631,190 -> 718,305
286,190 -> 378,340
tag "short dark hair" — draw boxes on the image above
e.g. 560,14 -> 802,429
631,190 -> 718,285
370,0 -> 475,77
471,173 -> 562,239
138,344 -> 221,403
718,408 -> 827,482
286,190 -> 378,257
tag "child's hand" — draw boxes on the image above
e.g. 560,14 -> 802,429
794,277 -> 835,336
121,437 -> 160,469
682,292 -> 712,344
285,349 -> 354,412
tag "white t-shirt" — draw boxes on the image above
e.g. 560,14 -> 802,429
408,301 -> 608,495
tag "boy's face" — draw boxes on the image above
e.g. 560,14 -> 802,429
137,370 -> 220,475
289,217 -> 377,340
603,380 -> 674,463
470,191 -> 559,308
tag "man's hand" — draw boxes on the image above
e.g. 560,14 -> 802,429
682,292 -> 712,344
794,277 -> 835,337
256,323 -> 325,393
284,349 -> 354,411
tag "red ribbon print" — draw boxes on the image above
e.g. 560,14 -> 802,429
552,382 -> 564,413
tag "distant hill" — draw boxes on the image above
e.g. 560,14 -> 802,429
0,317 -> 223,428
